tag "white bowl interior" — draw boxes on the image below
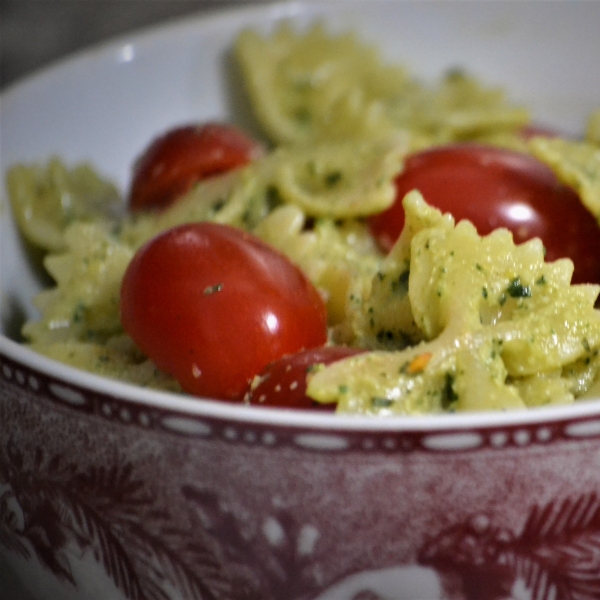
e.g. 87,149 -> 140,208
2,0 -> 600,427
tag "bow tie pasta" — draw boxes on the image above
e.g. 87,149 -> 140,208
307,192 -> 600,414
234,23 -> 530,148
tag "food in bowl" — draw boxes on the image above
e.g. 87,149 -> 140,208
4,4 -> 600,600
6,22 -> 600,415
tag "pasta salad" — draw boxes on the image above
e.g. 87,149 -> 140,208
6,24 -> 600,415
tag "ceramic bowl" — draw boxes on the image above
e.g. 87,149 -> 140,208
3,2 -> 600,599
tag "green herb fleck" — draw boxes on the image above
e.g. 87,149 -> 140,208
325,171 -> 342,187
372,397 -> 394,409
390,270 -> 410,296
266,185 -> 283,209
295,108 -> 311,126
211,198 -> 226,213
441,373 -> 459,409
72,302 -> 86,324
376,330 -> 395,343
506,277 -> 531,298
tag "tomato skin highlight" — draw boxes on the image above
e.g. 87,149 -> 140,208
128,122 -> 264,212
368,144 -> 600,285
245,346 -> 364,410
120,223 -> 328,400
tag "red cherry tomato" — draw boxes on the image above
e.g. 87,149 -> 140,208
129,122 -> 264,212
120,223 -> 327,400
368,144 -> 600,284
245,346 -> 364,410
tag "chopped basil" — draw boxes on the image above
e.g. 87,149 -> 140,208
325,171 -> 342,187
441,373 -> 459,409
506,277 -> 531,298
295,107 -> 311,126
390,270 -> 410,296
211,198 -> 226,213
372,397 -> 394,409
72,301 -> 87,324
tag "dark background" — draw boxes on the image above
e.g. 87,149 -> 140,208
0,0 -> 269,90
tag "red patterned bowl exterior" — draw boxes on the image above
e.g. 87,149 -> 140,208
2,349 -> 600,600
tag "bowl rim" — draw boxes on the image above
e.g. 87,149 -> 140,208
4,334 -> 600,433
2,0 -> 600,433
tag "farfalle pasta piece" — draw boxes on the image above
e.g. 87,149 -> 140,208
306,192 -> 600,414
29,335 -> 182,393
586,109 -> 600,146
24,221 -> 133,345
234,23 -> 409,145
235,23 -> 529,147
6,158 -> 121,252
528,136 -> 600,220
254,205 -> 382,326
263,138 -> 406,218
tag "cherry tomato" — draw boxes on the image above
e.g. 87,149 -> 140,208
120,222 -> 328,400
128,122 -> 264,211
245,346 -> 364,410
368,144 -> 600,285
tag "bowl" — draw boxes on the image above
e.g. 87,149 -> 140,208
3,2 -> 600,599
